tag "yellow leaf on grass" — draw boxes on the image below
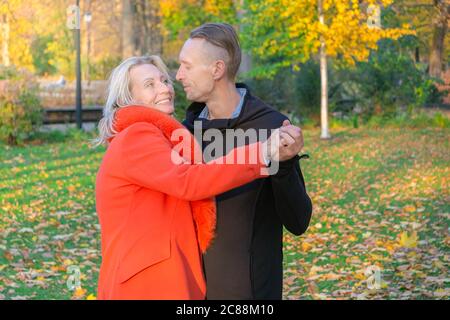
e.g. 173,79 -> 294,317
354,272 -> 366,280
399,231 -> 418,248
385,242 -> 397,253
370,253 -> 384,261
403,205 -> 416,213
51,265 -> 66,272
86,294 -> 96,300
301,242 -> 313,252
433,288 -> 448,297
72,287 -> 87,299
63,259 -> 73,266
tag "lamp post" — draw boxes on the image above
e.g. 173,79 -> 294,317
75,0 -> 82,129
84,1 -> 92,86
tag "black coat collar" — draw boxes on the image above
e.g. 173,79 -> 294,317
184,83 -> 255,131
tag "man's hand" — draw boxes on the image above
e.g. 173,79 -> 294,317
278,120 -> 304,162
263,120 -> 304,163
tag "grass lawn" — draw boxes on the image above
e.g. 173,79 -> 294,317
0,127 -> 448,300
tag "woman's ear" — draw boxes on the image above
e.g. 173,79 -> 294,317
212,60 -> 226,80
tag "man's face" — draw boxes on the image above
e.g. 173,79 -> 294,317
176,38 -> 215,102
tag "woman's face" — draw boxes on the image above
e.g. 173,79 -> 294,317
129,64 -> 175,115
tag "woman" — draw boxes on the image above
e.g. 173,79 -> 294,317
94,56 -> 280,300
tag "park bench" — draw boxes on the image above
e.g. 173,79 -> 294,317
43,106 -> 103,124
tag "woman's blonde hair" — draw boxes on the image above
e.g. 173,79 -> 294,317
92,55 -> 172,147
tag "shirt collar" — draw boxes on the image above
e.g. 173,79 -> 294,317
198,88 -> 247,120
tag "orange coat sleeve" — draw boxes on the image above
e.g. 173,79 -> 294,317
120,122 -> 268,201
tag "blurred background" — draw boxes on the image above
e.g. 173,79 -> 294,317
0,0 -> 448,300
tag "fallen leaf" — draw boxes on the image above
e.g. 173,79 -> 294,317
399,231 -> 418,248
72,287 -> 87,299
86,293 -> 96,300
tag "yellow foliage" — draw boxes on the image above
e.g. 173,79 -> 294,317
72,287 -> 87,299
0,1 -> 34,70
246,0 -> 414,67
86,294 -> 97,300
403,205 -> 416,213
301,242 -> 313,252
399,231 -> 418,248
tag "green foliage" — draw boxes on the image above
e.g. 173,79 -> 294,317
31,35 -> 57,76
172,80 -> 190,121
89,56 -> 122,81
0,68 -> 43,145
161,0 -> 237,40
292,60 -> 321,114
0,65 -> 22,80
163,5 -> 209,40
245,60 -> 341,119
241,0 -> 310,79
432,112 -> 450,128
365,111 -> 450,129
244,68 -> 299,114
328,39 -> 445,121
241,38 -> 447,130
46,28 -> 75,79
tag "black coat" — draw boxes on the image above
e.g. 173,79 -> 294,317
183,83 -> 313,299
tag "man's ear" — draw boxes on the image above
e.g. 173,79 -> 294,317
212,60 -> 226,80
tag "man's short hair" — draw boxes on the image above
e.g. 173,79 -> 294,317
190,23 -> 242,80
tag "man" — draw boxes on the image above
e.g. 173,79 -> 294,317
176,23 -> 313,299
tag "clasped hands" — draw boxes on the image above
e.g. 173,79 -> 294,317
262,120 -> 304,163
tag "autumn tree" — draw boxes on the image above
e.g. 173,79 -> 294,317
243,0 -> 413,138
0,0 -> 79,77
0,0 -> 35,70
160,0 -> 236,37
159,0 -> 238,61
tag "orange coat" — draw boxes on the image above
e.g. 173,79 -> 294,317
95,105 -> 267,299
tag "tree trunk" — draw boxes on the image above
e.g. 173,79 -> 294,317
148,0 -> 163,55
318,0 -> 330,139
85,0 -> 92,85
0,14 -> 10,66
429,0 -> 448,79
7,133 -> 17,146
135,0 -> 162,56
236,0 -> 252,75
122,0 -> 136,57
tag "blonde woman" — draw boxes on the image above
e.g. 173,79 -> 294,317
94,56 -> 286,299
